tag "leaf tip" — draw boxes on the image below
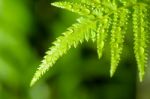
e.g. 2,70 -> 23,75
51,2 -> 63,8
30,70 -> 41,87
51,2 -> 57,6
110,69 -> 115,77
139,72 -> 145,82
97,53 -> 102,59
30,77 -> 37,87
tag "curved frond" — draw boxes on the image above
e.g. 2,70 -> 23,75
51,2 -> 91,16
133,5 -> 148,81
30,17 -> 96,86
51,1 -> 111,18
97,17 -> 111,58
110,8 -> 129,77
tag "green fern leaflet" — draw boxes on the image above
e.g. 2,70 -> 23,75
30,0 -> 150,86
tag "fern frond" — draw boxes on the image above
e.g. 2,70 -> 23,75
97,17 -> 110,58
31,0 -> 150,86
30,17 -> 97,86
51,1 -> 111,18
51,2 -> 91,16
110,8 -> 129,77
133,4 -> 148,82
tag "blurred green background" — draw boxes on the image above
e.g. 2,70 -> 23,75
0,0 -> 150,99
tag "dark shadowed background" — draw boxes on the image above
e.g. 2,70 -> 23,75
0,0 -> 150,99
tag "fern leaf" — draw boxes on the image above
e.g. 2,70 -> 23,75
97,17 -> 110,58
110,8 -> 129,77
51,1 -> 108,18
30,17 -> 96,86
133,5 -> 148,82
51,2 -> 91,16
31,1 -> 150,86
